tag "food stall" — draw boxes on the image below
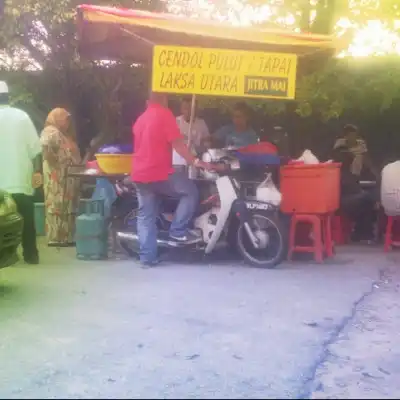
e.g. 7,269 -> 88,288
73,4 -> 346,260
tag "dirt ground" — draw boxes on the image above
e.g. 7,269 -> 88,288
0,242 -> 399,399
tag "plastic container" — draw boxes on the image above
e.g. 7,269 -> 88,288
233,152 -> 281,166
280,163 -> 341,214
237,142 -> 278,155
95,154 -> 132,174
34,202 -> 46,236
98,144 -> 133,154
86,160 -> 100,170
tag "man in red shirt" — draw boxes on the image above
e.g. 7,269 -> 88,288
132,92 -> 213,267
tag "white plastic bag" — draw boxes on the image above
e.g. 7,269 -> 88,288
295,149 -> 319,165
381,161 -> 400,216
256,173 -> 282,206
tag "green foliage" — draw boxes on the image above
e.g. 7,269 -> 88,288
0,0 -> 163,67
296,56 -> 400,120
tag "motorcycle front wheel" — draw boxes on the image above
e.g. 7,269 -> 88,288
236,212 -> 287,268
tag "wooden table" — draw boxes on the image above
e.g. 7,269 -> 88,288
67,165 -> 128,183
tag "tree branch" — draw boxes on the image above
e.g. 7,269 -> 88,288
19,34 -> 48,67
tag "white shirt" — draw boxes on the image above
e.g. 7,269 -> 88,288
0,106 -> 41,195
172,115 -> 210,166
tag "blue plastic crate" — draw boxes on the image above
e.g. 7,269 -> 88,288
233,152 -> 281,166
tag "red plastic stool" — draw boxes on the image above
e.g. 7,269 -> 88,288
384,215 -> 400,251
288,214 -> 334,263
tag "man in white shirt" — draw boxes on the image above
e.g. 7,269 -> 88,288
0,81 -> 42,264
173,97 -> 210,168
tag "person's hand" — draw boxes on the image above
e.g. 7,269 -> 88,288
32,172 -> 43,189
195,160 -> 215,171
210,163 -> 228,172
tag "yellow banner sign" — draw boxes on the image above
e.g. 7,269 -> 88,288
152,45 -> 297,99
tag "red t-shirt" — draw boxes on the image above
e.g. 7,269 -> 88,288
131,102 -> 182,182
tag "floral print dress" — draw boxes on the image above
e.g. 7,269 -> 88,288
40,126 -> 81,244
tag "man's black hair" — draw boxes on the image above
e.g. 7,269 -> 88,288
343,124 -> 358,135
233,101 -> 252,117
0,93 -> 8,105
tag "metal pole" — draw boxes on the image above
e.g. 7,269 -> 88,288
187,94 -> 197,179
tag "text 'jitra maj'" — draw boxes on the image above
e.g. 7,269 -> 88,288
156,50 -> 293,93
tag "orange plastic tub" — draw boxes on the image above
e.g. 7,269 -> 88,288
280,163 -> 341,214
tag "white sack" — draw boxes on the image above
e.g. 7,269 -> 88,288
381,161 -> 400,216
256,173 -> 282,206
295,149 -> 319,165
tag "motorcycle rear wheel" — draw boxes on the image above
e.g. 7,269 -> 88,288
236,212 -> 287,268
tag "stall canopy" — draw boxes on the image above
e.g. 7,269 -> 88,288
77,4 -> 346,63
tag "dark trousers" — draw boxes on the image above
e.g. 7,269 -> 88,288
341,191 -> 377,241
12,194 -> 38,260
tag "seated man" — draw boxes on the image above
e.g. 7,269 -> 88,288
333,124 -> 377,179
333,147 -> 377,242
213,102 -> 259,148
132,91 -> 214,267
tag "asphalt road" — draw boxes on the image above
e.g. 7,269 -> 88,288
0,244 -> 399,399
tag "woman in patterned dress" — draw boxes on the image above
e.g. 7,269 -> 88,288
40,108 -> 81,246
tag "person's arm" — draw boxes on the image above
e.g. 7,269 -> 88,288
172,139 -> 216,170
32,154 -> 42,174
22,114 -> 43,188
23,114 -> 42,172
334,138 -> 346,150
24,116 -> 41,160
172,138 -> 196,165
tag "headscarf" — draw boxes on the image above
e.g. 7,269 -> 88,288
45,108 -> 71,135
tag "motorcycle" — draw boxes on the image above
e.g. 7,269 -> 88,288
113,152 -> 287,268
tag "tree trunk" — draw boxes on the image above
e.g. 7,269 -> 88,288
311,0 -> 336,35
298,0 -> 312,32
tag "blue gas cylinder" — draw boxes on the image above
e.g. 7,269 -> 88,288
76,199 -> 108,260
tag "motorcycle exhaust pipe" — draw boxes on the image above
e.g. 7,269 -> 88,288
116,231 -> 186,248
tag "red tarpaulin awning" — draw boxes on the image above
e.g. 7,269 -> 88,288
77,4 -> 346,62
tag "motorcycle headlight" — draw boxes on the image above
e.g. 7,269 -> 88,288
0,194 -> 17,216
